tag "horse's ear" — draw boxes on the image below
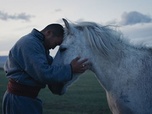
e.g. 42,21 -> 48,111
62,18 -> 70,29
62,18 -> 73,34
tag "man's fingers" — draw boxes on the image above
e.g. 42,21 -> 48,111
71,57 -> 90,74
74,57 -> 80,61
79,59 -> 88,64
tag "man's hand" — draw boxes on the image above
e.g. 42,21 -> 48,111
70,57 -> 89,73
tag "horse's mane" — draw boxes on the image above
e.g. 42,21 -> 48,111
74,22 -> 128,56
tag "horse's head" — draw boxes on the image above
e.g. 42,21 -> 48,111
54,19 -> 92,67
52,19 -> 92,94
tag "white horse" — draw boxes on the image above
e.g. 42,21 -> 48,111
53,19 -> 152,114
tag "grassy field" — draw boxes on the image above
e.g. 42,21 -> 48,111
0,69 -> 112,114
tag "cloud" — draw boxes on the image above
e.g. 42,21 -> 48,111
75,18 -> 85,23
0,11 -> 34,21
116,11 -> 152,46
104,11 -> 152,47
120,11 -> 152,25
120,23 -> 152,46
107,11 -> 152,26
54,9 -> 62,12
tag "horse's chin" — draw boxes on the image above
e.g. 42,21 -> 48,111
60,74 -> 80,94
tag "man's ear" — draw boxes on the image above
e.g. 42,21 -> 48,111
46,30 -> 53,36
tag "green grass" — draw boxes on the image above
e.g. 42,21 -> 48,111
0,70 -> 112,114
0,69 -> 8,114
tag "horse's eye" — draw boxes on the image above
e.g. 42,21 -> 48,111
59,47 -> 67,52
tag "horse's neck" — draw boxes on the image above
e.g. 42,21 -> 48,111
90,44 -> 147,91
90,54 -> 118,91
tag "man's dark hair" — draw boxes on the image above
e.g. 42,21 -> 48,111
42,24 -> 64,37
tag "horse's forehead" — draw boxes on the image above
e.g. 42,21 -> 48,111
63,32 -> 82,44
62,35 -> 74,46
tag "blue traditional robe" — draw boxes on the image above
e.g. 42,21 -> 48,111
2,29 -> 72,114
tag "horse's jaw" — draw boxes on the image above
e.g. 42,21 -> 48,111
60,64 -> 93,94
60,74 -> 81,94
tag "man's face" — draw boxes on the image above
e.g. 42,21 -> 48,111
44,31 -> 63,49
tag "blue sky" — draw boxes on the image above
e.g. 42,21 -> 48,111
0,0 -> 152,56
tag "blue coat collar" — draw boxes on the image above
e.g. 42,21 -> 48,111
31,29 -> 45,41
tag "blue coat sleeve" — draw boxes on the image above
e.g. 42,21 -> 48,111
11,37 -> 72,85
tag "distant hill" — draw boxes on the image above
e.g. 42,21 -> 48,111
0,56 -> 7,69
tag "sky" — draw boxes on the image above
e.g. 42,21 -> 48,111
0,0 -> 152,56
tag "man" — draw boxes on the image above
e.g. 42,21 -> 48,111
2,24 -> 88,114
